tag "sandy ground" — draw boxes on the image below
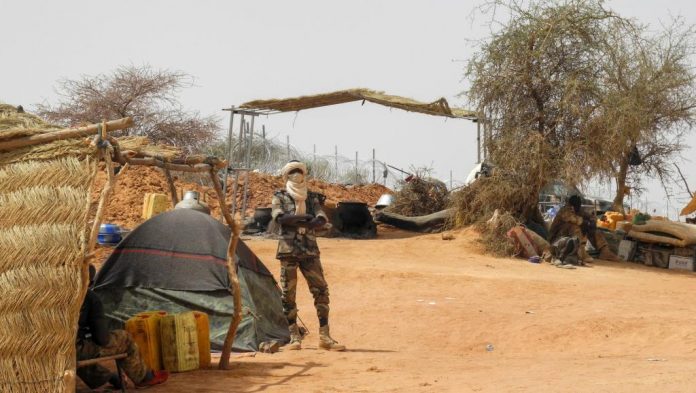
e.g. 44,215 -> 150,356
84,228 -> 696,392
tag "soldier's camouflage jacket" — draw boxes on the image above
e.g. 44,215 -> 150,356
271,190 -> 328,259
548,205 -> 584,243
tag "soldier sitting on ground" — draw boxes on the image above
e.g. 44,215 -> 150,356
548,195 -> 620,264
77,265 -> 169,390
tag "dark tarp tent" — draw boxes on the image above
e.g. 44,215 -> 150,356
93,209 -> 289,352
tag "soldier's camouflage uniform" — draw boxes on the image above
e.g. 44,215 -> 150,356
272,190 -> 330,324
548,205 -> 609,251
76,330 -> 149,389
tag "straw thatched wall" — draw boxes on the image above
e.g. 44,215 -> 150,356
0,106 -> 99,392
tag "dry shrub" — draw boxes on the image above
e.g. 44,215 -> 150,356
477,211 -> 519,257
449,174 -> 537,226
449,174 -> 536,257
387,177 -> 448,217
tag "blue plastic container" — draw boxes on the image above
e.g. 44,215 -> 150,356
98,223 -> 122,245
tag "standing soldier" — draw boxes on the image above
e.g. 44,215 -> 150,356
272,160 -> 346,351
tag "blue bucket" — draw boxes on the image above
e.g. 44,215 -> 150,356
98,223 -> 122,245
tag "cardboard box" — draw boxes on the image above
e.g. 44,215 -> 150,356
641,245 -> 671,269
668,255 -> 694,272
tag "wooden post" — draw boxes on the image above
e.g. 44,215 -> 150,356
162,168 -> 179,207
88,145 -> 116,253
78,135 -> 117,390
209,169 -> 241,370
0,117 -> 133,151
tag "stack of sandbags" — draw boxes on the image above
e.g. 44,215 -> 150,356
628,220 -> 696,247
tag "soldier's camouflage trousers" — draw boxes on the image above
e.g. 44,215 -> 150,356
76,330 -> 149,389
280,257 -> 330,324
554,222 -> 609,251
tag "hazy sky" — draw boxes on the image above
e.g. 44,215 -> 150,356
1,0 -> 694,218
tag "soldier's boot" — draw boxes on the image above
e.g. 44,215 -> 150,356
598,245 -> 620,261
318,325 -> 346,351
286,324 -> 302,350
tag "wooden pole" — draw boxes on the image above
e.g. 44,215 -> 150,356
124,157 -> 214,173
209,169 -> 235,228
162,168 -> 179,207
209,169 -> 242,370
70,134 -> 115,393
476,120 -> 481,163
87,143 -> 116,253
0,117 -> 133,151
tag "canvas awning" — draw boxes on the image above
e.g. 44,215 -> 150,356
240,88 -> 477,120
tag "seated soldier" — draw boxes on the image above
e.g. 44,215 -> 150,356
548,195 -> 619,263
77,265 -> 168,390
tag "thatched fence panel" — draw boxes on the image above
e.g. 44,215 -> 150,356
0,138 -> 98,391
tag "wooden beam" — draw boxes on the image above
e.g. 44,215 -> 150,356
76,354 -> 127,368
125,157 -> 212,173
0,117 -> 133,151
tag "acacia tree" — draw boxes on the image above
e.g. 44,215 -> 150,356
37,65 -> 220,154
466,0 -> 636,221
584,20 -> 696,212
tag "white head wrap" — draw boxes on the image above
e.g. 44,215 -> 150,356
282,161 -> 308,215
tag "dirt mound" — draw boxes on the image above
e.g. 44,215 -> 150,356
94,165 -> 391,229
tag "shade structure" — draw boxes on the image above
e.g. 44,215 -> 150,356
240,88 -> 477,120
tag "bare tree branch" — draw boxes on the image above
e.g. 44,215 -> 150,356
36,65 -> 219,154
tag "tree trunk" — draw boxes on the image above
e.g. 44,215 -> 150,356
612,156 -> 630,214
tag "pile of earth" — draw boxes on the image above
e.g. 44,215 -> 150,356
92,165 -> 391,230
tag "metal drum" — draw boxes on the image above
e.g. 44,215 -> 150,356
175,191 -> 211,215
375,194 -> 395,210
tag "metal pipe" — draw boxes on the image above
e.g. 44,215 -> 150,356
372,148 -> 376,183
386,164 -> 411,176
221,110 -> 235,220
230,114 -> 245,217
240,116 -> 255,219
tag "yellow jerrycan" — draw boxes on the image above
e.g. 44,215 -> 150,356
191,311 -> 211,369
125,311 -> 167,371
160,311 -> 200,372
